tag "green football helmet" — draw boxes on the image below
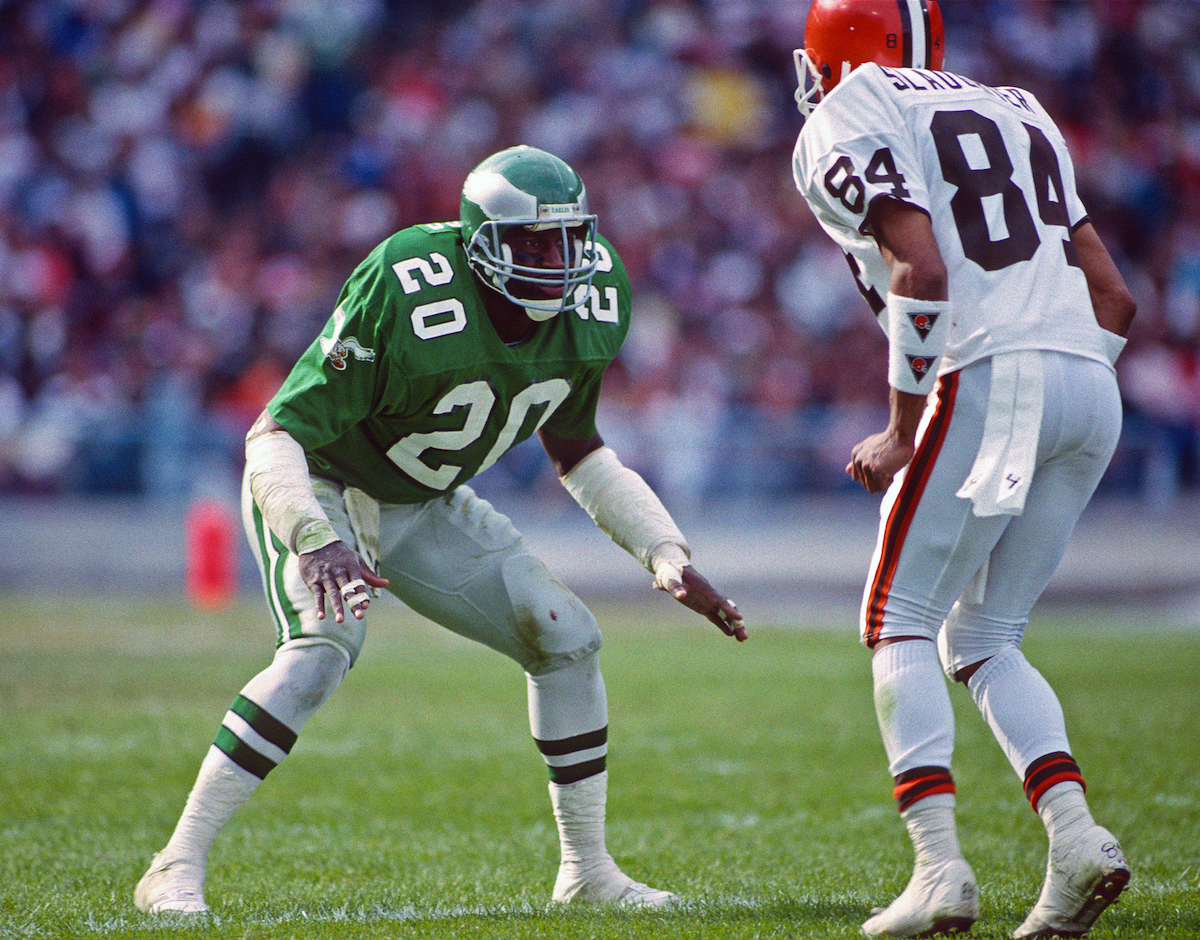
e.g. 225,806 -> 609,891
460,145 -> 599,321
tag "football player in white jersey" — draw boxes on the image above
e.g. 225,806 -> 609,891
791,2 -> 1135,937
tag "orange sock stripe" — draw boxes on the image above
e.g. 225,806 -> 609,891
1024,751 -> 1086,811
1027,769 -> 1086,811
892,767 -> 956,812
864,374 -> 959,646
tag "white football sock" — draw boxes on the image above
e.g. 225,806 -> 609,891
534,656 -> 611,869
549,771 -> 611,867
241,642 -> 349,728
872,639 -> 956,775
161,746 -> 260,868
527,652 -> 609,783
160,643 -> 348,866
966,646 -> 1071,778
1037,782 -> 1094,845
904,793 -> 964,867
526,651 -> 607,741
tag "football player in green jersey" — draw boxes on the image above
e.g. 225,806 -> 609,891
136,145 -> 745,915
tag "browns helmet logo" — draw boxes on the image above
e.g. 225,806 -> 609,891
907,310 -> 940,340
906,354 -> 937,383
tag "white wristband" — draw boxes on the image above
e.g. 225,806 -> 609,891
561,446 -> 690,573
886,293 -> 950,395
245,427 -> 339,555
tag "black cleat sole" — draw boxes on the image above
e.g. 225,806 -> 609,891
1072,866 -> 1130,933
1023,867 -> 1131,938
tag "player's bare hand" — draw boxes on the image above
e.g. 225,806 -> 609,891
846,431 -> 915,494
654,564 -> 747,641
299,541 -> 389,623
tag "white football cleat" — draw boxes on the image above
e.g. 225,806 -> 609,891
862,857 -> 979,937
1013,825 -> 1129,938
551,855 -> 676,907
134,851 -> 209,914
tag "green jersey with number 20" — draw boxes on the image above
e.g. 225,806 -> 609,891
268,222 -> 630,505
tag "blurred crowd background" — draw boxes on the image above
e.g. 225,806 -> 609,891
2,0 -> 1198,511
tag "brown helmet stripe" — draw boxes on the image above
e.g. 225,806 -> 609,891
896,0 -> 914,67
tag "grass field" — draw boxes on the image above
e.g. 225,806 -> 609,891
2,591 -> 1197,939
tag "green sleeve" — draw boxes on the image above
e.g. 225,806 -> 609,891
268,256 -> 393,450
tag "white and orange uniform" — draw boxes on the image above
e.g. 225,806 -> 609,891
793,63 -> 1121,671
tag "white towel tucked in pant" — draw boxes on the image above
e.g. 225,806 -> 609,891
956,351 -> 1044,517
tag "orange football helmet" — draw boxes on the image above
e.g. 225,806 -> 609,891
795,0 -> 945,118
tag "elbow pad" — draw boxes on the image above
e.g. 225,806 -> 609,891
245,427 -> 339,555
561,446 -> 690,576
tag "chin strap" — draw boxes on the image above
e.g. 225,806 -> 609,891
523,304 -> 560,322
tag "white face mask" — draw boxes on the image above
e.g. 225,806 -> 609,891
793,47 -> 852,120
794,47 -> 824,119
467,216 -> 599,320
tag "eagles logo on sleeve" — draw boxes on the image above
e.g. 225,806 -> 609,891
319,307 -> 377,371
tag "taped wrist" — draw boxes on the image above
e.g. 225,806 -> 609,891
561,446 -> 690,574
245,428 -> 339,555
886,293 -> 950,395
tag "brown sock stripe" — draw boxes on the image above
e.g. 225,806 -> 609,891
1024,751 -> 1086,811
893,766 -> 956,812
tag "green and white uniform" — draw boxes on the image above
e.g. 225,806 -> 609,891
141,148 -> 681,915
243,222 -> 630,673
272,222 -> 626,503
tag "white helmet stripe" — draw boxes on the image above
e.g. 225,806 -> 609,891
899,0 -> 931,70
462,169 -> 539,221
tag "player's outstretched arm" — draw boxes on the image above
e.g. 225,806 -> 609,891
540,429 -> 746,641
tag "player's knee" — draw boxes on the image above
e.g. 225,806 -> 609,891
939,609 -> 1023,682
501,553 -> 602,676
864,590 -> 943,646
288,598 -> 368,667
274,639 -> 352,710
